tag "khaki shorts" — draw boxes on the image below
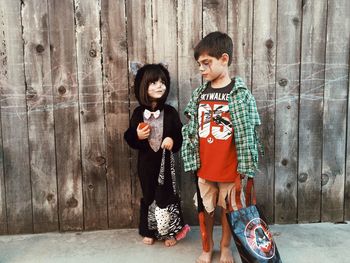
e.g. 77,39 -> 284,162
198,177 -> 242,213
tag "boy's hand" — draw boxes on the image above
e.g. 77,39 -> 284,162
137,123 -> 150,140
239,173 -> 246,179
161,137 -> 174,151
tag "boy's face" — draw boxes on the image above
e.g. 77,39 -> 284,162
196,53 -> 229,81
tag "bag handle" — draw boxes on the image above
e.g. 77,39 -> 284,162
158,149 -> 177,195
228,177 -> 256,211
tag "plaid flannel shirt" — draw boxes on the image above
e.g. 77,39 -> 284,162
181,77 -> 263,177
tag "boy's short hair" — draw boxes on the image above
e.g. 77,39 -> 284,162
194,31 -> 233,66
134,63 -> 170,108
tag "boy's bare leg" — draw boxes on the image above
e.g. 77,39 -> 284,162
196,210 -> 215,263
220,208 -> 234,263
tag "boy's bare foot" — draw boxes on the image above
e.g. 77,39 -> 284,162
164,238 -> 177,247
220,246 -> 234,263
142,237 -> 154,245
196,249 -> 213,263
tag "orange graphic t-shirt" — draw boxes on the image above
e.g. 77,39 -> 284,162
197,81 -> 239,182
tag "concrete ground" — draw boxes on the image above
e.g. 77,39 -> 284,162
0,222 -> 349,263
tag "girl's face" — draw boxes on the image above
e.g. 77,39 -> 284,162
147,78 -> 166,100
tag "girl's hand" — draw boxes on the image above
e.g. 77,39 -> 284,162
161,137 -> 174,151
137,123 -> 150,140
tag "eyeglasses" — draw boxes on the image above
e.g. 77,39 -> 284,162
197,59 -> 213,70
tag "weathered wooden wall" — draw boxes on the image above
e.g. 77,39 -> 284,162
0,0 -> 349,234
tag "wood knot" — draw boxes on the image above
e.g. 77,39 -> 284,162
58,86 -> 66,95
287,105 -> 291,109
298,173 -> 308,183
88,184 -> 94,190
292,17 -> 300,26
67,196 -> 78,208
89,49 -> 97,57
265,39 -> 274,49
281,159 -> 288,166
279,78 -> 288,86
46,193 -> 54,202
36,44 -> 45,53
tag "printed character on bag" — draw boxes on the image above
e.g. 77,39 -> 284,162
245,217 -> 275,259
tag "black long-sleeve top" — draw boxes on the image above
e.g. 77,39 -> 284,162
124,104 -> 183,205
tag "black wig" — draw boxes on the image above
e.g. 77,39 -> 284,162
134,63 -> 170,110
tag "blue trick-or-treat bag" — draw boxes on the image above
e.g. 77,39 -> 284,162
226,178 -> 282,263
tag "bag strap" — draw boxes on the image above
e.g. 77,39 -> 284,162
245,178 -> 256,206
158,149 -> 166,185
158,149 -> 177,195
234,177 -> 243,210
169,150 -> 177,195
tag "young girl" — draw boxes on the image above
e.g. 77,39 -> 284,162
124,64 -> 189,247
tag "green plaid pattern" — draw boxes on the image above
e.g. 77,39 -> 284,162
181,77 -> 263,177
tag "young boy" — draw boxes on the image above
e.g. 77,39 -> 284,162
181,32 -> 261,263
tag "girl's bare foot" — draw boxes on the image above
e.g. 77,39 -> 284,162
164,238 -> 177,247
220,246 -> 234,263
142,237 -> 154,245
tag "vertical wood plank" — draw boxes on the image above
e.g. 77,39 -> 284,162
101,0 -> 132,228
321,0 -> 349,222
203,0 -> 228,35
177,0 -> 202,225
346,60 -> 350,221
0,4 -> 7,235
0,0 -> 33,234
0,123 -> 5,234
274,0 -> 301,224
251,0 -> 277,223
125,0 -> 153,227
22,0 -> 58,234
153,0 -> 178,107
48,0 -> 83,231
74,0 -> 108,230
298,0 -> 327,223
228,0 -> 253,86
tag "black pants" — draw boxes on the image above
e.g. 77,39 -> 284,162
137,150 -> 175,238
